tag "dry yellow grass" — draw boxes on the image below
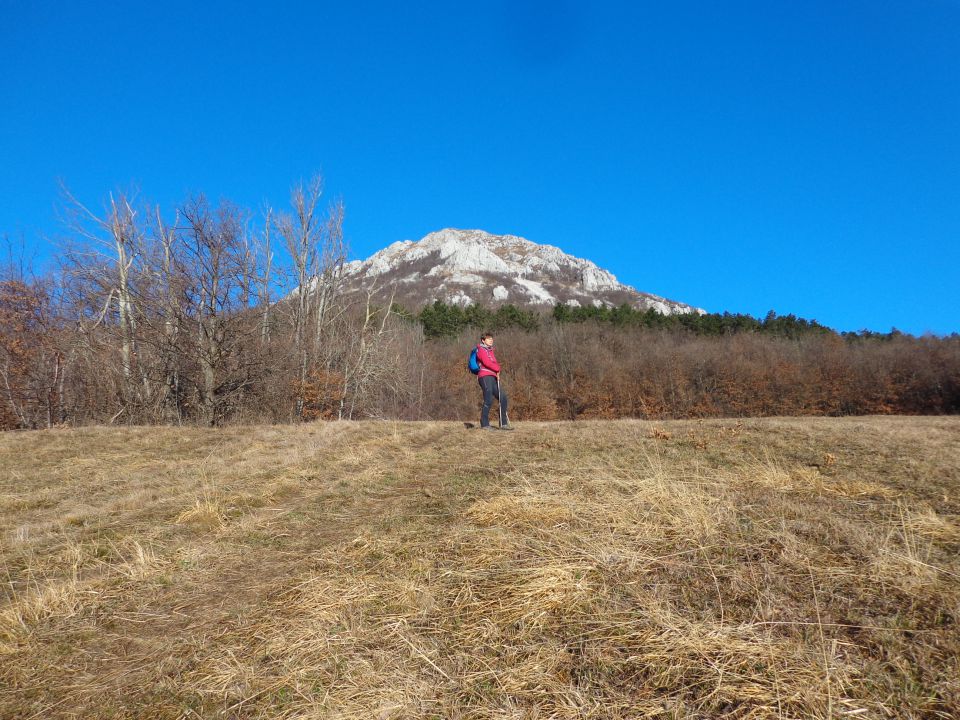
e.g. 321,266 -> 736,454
0,417 -> 958,718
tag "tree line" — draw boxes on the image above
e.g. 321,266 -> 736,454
2,182 -> 958,428
416,299 -> 847,339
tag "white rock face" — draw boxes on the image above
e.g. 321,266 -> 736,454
363,240 -> 414,276
514,277 -> 555,304
448,290 -> 473,307
338,228 -> 705,315
405,229 -> 511,274
581,266 -> 621,292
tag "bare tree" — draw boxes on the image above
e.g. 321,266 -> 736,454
314,200 -> 346,354
276,176 -> 346,419
278,178 -> 321,418
259,208 -> 274,346
60,187 -> 153,416
333,279 -> 401,419
179,197 -> 259,425
153,206 -> 185,422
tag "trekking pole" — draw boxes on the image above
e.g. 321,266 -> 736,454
498,372 -> 506,427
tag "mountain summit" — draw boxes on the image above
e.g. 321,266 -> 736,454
342,228 -> 704,315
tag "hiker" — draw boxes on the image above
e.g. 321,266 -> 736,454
474,332 -> 513,430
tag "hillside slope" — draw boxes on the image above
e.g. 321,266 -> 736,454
2,418 -> 958,718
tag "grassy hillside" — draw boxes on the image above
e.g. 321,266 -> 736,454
1,418 -> 958,719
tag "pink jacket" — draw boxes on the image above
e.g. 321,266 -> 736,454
476,343 -> 501,379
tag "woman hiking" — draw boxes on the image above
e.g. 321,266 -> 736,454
475,332 -> 513,430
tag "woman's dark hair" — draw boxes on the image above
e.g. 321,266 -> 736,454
480,331 -> 493,341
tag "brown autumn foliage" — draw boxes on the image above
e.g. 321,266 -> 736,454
0,279 -> 65,430
411,324 -> 960,422
300,368 -> 347,420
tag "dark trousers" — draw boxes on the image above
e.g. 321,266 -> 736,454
479,375 -> 508,427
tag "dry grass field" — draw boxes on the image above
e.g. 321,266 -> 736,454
1,417 -> 958,719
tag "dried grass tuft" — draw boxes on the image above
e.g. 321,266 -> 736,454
111,539 -> 168,580
901,506 -> 960,542
0,577 -> 85,653
175,493 -> 228,530
467,494 -> 573,529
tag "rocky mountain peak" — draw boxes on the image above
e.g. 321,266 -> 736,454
341,228 -> 704,315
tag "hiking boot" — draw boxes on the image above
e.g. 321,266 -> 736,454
499,424 -> 515,431
480,425 -> 497,431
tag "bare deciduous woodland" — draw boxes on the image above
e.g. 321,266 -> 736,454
2,179 -> 405,429
2,180 -> 958,430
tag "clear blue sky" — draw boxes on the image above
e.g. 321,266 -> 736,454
2,1 -> 958,334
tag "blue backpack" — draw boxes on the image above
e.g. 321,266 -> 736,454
468,346 -> 481,375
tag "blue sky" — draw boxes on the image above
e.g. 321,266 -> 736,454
1,1 -> 958,334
